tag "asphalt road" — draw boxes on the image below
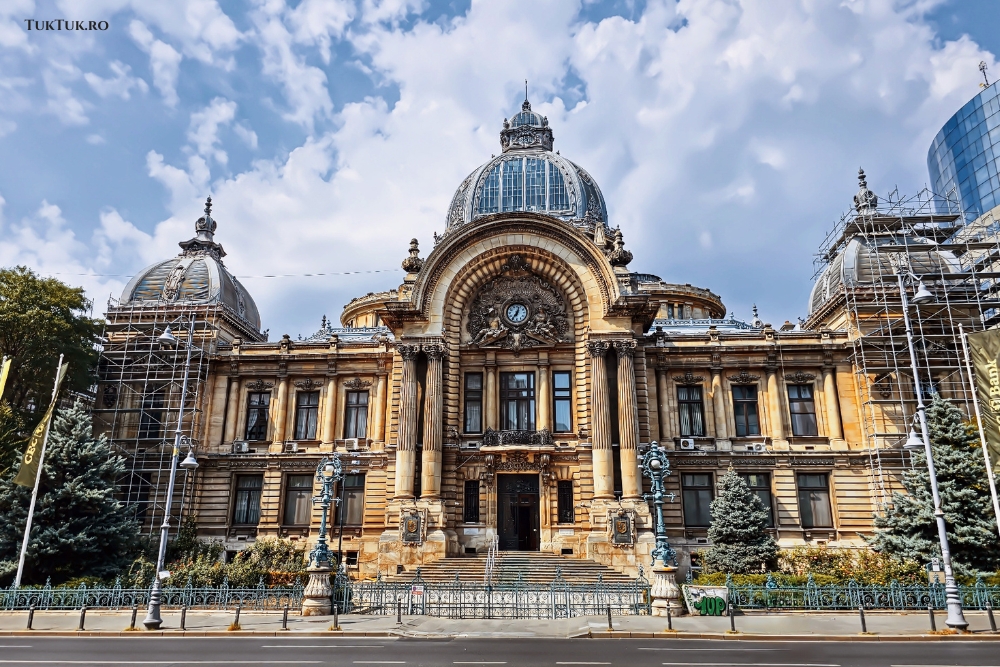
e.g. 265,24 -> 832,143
0,637 -> 997,667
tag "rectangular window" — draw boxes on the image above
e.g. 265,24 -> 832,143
282,474 -> 313,525
677,385 -> 705,437
739,473 -> 774,528
463,479 -> 480,523
553,371 -> 572,433
478,164 -> 500,213
525,158 -> 546,211
548,163 -> 569,210
344,391 -> 369,439
293,391 -> 320,440
732,385 -> 760,437
797,473 -> 833,528
557,480 -> 575,524
232,475 -> 263,525
501,158 -> 523,212
335,474 -> 366,526
682,473 -> 714,527
244,391 -> 271,441
464,373 -> 483,434
788,384 -> 818,436
500,372 -> 536,431
138,385 -> 164,439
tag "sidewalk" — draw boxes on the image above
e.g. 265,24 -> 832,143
0,609 -> 998,639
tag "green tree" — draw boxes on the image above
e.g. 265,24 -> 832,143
0,402 -> 139,585
0,402 -> 25,477
0,266 -> 102,420
870,394 -> 1000,574
703,468 -> 778,573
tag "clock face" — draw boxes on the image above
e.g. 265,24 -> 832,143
506,303 -> 528,324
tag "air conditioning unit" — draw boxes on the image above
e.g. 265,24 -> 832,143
343,438 -> 359,450
460,441 -> 480,450
752,442 -> 767,452
679,438 -> 696,450
284,441 -> 299,453
232,440 -> 249,454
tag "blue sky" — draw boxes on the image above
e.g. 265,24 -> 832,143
0,0 -> 997,337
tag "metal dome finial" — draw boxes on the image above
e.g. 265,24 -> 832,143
853,167 -> 878,214
195,195 -> 217,242
204,196 -> 213,217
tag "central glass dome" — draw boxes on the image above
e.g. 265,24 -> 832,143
446,99 -> 609,231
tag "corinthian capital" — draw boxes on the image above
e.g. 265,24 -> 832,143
397,343 -> 421,361
422,343 -> 446,360
614,339 -> 637,358
586,340 -> 610,358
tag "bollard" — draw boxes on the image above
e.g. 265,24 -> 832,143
858,606 -> 867,634
129,604 -> 138,631
987,599 -> 997,633
666,606 -> 672,631
180,605 -> 187,631
282,605 -> 289,631
234,603 -> 242,628
729,600 -> 736,633
607,605 -> 613,632
927,604 -> 936,632
396,598 -> 402,625
333,599 -> 340,631
78,605 -> 87,631
26,605 -> 34,630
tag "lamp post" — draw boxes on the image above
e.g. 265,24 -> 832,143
641,441 -> 681,615
302,455 -> 342,616
143,315 -> 200,630
896,269 -> 968,630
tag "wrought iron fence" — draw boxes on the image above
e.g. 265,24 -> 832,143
1,576 -> 303,611
335,568 -> 651,619
725,574 -> 1000,611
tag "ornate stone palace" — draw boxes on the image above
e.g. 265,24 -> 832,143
96,98 -> 975,579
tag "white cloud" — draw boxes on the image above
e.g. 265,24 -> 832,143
128,20 -> 183,107
234,122 -> 258,149
287,0 -> 355,64
188,97 -> 238,164
0,0 -> 35,53
0,119 -> 15,137
42,62 -> 89,125
84,60 -> 149,100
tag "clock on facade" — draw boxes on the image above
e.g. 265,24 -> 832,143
506,303 -> 528,323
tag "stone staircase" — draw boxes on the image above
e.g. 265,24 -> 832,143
386,552 -> 635,585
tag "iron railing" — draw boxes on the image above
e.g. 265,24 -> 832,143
724,574 -> 1000,610
336,568 -> 651,619
1,576 -> 304,611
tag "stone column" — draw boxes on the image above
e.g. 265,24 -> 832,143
223,378 -> 240,444
766,368 -> 785,441
320,375 -> 338,444
394,344 -> 421,499
537,353 -> 551,432
273,377 -> 289,444
421,345 -> 445,499
656,365 -> 670,442
711,369 -> 728,440
588,341 -> 614,499
372,360 -> 388,444
823,366 -> 844,442
616,340 -> 641,499
485,355 -> 498,431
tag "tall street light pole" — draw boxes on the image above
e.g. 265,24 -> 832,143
896,269 -> 968,630
143,315 -> 200,630
641,441 -> 681,616
302,455 -> 342,616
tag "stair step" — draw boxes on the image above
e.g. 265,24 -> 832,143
384,553 -> 635,584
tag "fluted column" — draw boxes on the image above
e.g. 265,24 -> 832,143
320,374 -> 338,444
766,368 -> 785,441
711,368 -> 728,440
372,360 -> 388,444
656,365 -> 670,442
823,367 -> 844,442
421,345 -> 445,499
485,356 -> 497,431
273,377 -> 289,443
616,340 -> 641,499
588,341 -> 614,500
537,353 -> 551,432
223,378 -> 240,444
394,344 -> 420,499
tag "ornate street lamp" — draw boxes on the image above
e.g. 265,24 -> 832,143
302,455 -> 342,616
641,441 -> 681,616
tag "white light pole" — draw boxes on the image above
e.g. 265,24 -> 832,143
896,269 -> 968,630
143,314 -> 200,630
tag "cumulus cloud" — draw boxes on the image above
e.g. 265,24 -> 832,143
188,97 -> 238,164
84,60 -> 149,100
42,62 -> 89,125
128,20 -> 183,107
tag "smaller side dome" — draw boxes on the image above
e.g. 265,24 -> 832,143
501,99 -> 553,153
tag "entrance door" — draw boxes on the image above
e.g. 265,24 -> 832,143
497,474 -> 540,551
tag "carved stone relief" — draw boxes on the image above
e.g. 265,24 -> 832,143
294,378 -> 322,390
343,378 -> 373,390
246,379 -> 274,392
466,254 -> 570,353
727,370 -> 760,384
785,371 -> 817,383
673,370 -> 705,383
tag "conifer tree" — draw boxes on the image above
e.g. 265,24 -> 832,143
704,467 -> 778,573
0,402 -> 139,585
871,394 -> 1000,574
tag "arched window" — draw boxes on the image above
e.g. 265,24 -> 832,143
549,164 -> 569,210
477,164 -> 500,213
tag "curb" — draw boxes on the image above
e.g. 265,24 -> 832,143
587,631 -> 1000,641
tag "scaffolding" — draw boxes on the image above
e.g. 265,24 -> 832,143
811,185 -> 1000,511
94,298 -> 219,536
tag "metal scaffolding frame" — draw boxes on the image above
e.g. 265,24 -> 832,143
811,185 -> 1000,510
94,298 -> 218,537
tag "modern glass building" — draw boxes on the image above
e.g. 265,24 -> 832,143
928,83 -> 1000,217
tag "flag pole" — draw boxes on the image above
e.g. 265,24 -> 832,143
14,354 -> 64,589
959,323 -> 1000,540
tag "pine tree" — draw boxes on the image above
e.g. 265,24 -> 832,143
870,394 -> 1000,574
0,402 -> 139,585
704,467 -> 778,573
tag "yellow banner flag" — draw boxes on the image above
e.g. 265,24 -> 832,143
968,329 -> 1000,473
13,363 -> 68,488
0,357 -> 10,400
